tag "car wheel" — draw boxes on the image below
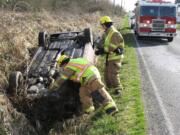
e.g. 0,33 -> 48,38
38,31 -> 49,49
131,24 -> 134,29
8,71 -> 23,96
83,28 -> 93,45
167,37 -> 173,42
136,34 -> 143,40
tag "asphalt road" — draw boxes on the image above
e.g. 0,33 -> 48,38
134,31 -> 180,135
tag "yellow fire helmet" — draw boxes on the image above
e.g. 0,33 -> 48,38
57,54 -> 68,66
100,16 -> 113,24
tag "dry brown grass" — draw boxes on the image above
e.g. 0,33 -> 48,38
0,0 -> 125,15
0,10 -> 122,134
0,94 -> 37,135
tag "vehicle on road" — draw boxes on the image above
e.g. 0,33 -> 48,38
176,3 -> 180,23
134,0 -> 177,42
129,12 -> 136,29
130,15 -> 136,29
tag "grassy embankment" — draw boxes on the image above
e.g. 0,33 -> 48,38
61,17 -> 146,135
177,24 -> 180,30
0,11 -> 145,135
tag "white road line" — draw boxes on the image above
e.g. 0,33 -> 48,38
133,35 -> 175,135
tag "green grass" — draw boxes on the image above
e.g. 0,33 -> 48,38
59,17 -> 146,135
177,24 -> 180,30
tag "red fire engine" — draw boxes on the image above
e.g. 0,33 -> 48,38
134,0 -> 177,42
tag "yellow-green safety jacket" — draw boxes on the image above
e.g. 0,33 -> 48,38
61,58 -> 100,85
104,26 -> 124,61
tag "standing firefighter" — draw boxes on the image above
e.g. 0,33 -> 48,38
95,16 -> 124,96
51,55 -> 118,115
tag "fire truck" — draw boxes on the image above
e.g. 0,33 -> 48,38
134,0 -> 177,42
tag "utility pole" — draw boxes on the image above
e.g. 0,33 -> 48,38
120,0 -> 123,15
121,0 -> 123,9
113,0 -> 115,14
123,0 -> 125,12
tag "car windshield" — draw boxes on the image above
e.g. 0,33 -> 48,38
140,6 -> 176,17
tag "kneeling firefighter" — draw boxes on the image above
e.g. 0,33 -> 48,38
95,16 -> 124,96
50,55 -> 118,115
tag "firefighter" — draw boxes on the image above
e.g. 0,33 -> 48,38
95,16 -> 124,96
50,55 -> 118,115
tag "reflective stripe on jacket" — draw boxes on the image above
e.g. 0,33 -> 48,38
64,58 -> 100,85
104,26 -> 124,61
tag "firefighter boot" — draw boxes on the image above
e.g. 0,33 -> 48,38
104,102 -> 118,116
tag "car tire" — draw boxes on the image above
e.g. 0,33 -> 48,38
136,34 -> 143,40
131,24 -> 134,29
167,37 -> 173,42
38,31 -> 49,49
8,71 -> 23,96
83,28 -> 93,44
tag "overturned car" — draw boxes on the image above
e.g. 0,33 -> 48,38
7,28 -> 95,134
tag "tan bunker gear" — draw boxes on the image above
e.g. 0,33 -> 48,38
52,57 -> 118,115
98,16 -> 124,95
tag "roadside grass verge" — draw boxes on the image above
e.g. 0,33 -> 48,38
177,24 -> 180,30
85,17 -> 146,135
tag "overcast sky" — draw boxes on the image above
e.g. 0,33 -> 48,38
111,0 -> 175,11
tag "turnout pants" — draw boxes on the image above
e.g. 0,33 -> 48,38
79,78 -> 114,112
105,59 -> 122,90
